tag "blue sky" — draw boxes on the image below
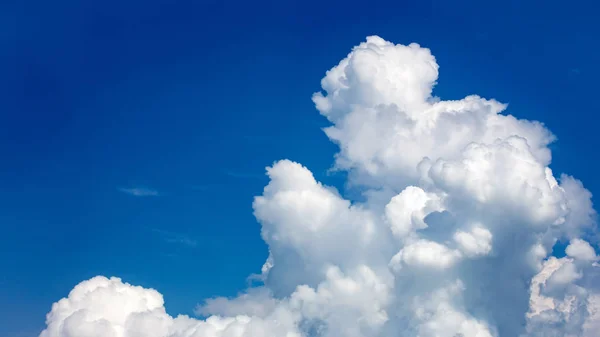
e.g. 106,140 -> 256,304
1,0 -> 599,336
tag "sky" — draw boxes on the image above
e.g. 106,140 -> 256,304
1,0 -> 600,336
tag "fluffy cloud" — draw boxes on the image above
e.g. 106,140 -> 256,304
566,239 -> 598,262
40,36 -> 598,337
390,239 -> 461,270
41,276 -> 302,337
453,225 -> 493,257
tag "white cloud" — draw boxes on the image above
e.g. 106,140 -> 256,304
41,36 -> 599,337
384,186 -> 443,238
453,225 -> 493,257
566,239 -> 598,262
118,187 -> 159,197
390,239 -> 461,270
525,256 -> 600,337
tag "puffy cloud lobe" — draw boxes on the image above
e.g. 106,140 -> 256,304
196,288 -> 279,318
384,186 -> 442,238
525,257 -> 600,337
41,276 -> 167,337
289,265 -> 393,337
314,37 -> 554,188
560,175 -> 597,238
313,36 -> 439,122
41,36 -> 599,337
566,239 -> 598,262
425,137 -> 567,227
390,239 -> 461,270
41,277 -> 303,337
453,226 -> 493,257
547,260 -> 582,287
252,159 -> 392,295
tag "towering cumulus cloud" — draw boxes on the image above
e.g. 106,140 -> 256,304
41,36 -> 599,337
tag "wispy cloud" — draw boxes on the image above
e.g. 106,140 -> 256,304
151,228 -> 197,247
118,187 -> 159,197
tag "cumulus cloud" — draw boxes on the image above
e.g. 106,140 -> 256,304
41,36 -> 599,337
566,238 -> 598,262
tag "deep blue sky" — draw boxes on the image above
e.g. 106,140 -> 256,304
1,0 -> 598,336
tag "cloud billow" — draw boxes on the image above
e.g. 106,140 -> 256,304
40,36 -> 599,337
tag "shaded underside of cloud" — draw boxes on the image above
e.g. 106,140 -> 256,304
41,36 -> 599,337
